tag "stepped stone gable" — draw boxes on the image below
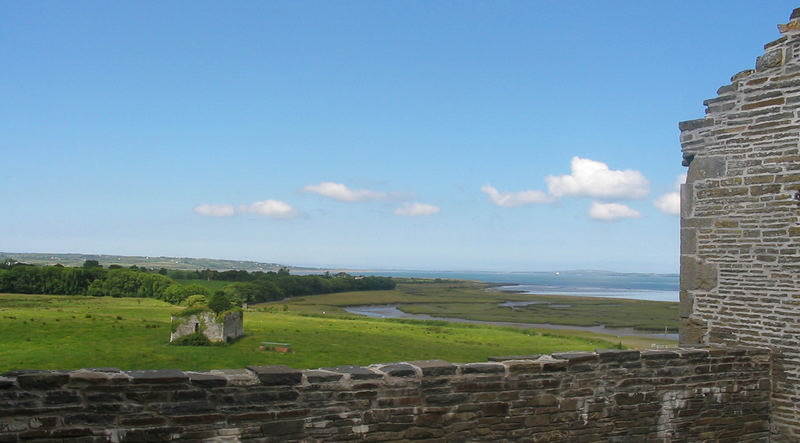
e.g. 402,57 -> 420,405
679,7 -> 800,441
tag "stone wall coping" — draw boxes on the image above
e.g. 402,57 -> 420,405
0,346 -> 771,390
369,363 -> 417,377
320,365 -> 382,380
125,369 -> 189,384
303,369 -> 344,383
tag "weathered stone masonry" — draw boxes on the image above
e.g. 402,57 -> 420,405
679,8 -> 800,441
0,348 -> 772,442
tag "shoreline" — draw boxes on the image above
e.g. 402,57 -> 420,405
488,284 -> 679,303
344,304 -> 679,341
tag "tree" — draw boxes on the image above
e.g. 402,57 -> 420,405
207,291 -> 233,314
82,260 -> 101,269
163,283 -> 210,304
1,258 -> 17,270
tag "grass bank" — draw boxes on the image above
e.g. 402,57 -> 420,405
0,293 -> 615,372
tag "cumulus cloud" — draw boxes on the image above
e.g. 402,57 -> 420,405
588,202 -> 642,221
193,203 -> 235,217
545,157 -> 650,199
653,174 -> 686,216
238,200 -> 298,219
303,182 -> 388,202
481,184 -> 553,207
394,202 -> 441,216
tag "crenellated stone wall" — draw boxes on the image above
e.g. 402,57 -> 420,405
0,348 -> 772,442
679,7 -> 800,441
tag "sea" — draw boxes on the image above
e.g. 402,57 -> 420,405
354,270 -> 678,302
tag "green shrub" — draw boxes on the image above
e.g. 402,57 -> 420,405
182,294 -> 207,307
171,332 -> 211,346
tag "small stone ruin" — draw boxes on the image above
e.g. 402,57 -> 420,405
170,309 -> 244,343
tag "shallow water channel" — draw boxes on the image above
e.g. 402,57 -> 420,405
344,304 -> 678,340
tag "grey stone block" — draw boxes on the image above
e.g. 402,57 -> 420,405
247,365 -> 302,386
186,372 -> 227,388
321,365 -> 381,380
409,360 -> 456,377
679,290 -> 694,318
375,363 -> 417,377
640,350 -> 680,360
551,352 -> 598,364
126,370 -> 188,384
0,376 -> 15,389
678,118 -> 713,131
687,155 -> 726,182
459,363 -> 505,374
16,371 -> 70,389
756,49 -> 783,71
679,319 -> 706,345
596,350 -> 641,362
680,228 -> 696,255
680,257 -> 717,291
680,184 -> 693,218
303,369 -> 344,383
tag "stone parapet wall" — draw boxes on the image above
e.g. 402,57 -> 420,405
679,8 -> 800,440
0,347 -> 771,442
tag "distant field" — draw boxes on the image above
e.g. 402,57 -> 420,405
277,280 -> 679,332
0,293 -> 615,372
174,279 -> 230,292
0,252 -> 293,272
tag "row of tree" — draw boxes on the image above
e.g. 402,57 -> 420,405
0,260 -> 395,305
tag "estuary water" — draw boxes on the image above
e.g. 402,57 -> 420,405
356,269 -> 679,302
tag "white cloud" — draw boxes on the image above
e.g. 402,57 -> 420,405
394,202 -> 440,216
545,157 -> 650,199
481,184 -> 553,207
653,174 -> 686,216
193,203 -> 235,217
653,194 -> 680,215
588,202 -> 642,221
238,200 -> 298,219
302,182 -> 387,202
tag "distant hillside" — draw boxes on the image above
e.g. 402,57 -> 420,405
0,252 -> 315,273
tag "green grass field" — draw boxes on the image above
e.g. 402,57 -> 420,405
174,279 -> 230,292
0,293 -> 617,372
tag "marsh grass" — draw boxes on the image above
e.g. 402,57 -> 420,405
277,280 -> 678,331
267,280 -> 678,349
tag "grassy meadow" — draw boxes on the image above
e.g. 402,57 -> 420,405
0,293 -> 616,372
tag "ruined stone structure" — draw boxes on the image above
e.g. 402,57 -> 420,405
170,310 -> 244,344
679,8 -> 800,441
0,349 -> 772,441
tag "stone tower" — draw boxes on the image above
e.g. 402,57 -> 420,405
679,8 -> 800,440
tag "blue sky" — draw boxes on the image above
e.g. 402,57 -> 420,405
2,1 -> 797,273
